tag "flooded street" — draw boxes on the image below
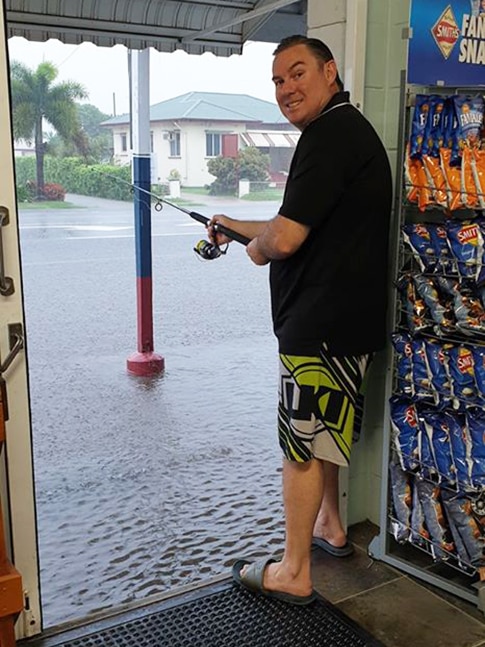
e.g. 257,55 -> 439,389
19,194 -> 285,627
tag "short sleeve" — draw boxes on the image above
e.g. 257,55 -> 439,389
279,121 -> 348,228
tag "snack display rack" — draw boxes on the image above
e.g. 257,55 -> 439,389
368,71 -> 485,613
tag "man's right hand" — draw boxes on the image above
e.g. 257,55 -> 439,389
207,214 -> 235,246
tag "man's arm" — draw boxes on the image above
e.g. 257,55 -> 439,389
248,214 -> 310,265
207,213 -> 310,266
207,215 -> 269,245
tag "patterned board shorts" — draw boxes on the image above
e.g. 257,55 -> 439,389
278,345 -> 372,466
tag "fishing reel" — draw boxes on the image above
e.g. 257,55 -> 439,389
193,239 -> 227,260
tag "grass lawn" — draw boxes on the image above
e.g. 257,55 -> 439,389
241,189 -> 284,201
181,186 -> 283,201
17,201 -> 81,210
154,196 -> 204,208
180,187 -> 210,196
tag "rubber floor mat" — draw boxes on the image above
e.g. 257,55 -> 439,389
23,580 -> 385,647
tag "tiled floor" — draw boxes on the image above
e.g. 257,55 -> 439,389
312,521 -> 485,647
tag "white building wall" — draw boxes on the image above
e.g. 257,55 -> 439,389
112,126 -> 131,166
111,120 -> 248,187
308,0 -> 410,527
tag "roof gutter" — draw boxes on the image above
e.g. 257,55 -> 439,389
181,0 -> 298,43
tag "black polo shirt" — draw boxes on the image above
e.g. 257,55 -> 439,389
270,91 -> 393,357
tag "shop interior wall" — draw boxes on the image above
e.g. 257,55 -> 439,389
308,0 -> 410,526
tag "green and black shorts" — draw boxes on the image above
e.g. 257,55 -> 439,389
278,344 -> 372,466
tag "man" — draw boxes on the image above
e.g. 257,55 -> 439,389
208,35 -> 392,605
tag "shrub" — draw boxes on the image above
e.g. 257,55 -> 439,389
16,180 -> 66,202
206,147 -> 270,195
16,184 -> 32,203
167,169 -> 181,181
151,183 -> 169,197
42,183 -> 66,201
14,155 -> 134,202
206,157 -> 237,195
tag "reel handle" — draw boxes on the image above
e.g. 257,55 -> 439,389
189,211 -> 251,246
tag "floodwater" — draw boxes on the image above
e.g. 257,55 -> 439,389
18,193 -> 286,627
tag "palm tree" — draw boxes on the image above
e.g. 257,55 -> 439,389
10,61 -> 87,199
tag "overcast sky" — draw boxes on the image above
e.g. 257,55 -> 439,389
7,38 -> 278,117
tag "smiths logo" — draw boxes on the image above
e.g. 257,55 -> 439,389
431,5 -> 460,59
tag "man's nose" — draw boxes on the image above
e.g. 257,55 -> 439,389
279,79 -> 296,96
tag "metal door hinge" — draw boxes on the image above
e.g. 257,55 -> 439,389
0,207 -> 14,297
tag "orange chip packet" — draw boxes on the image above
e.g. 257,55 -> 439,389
416,159 -> 434,212
471,149 -> 485,209
440,147 -> 462,211
404,144 -> 420,203
461,147 -> 479,209
422,154 -> 448,208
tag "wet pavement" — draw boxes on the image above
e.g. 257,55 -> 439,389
18,192 -> 286,627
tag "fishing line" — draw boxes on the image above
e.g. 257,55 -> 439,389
104,174 -> 250,260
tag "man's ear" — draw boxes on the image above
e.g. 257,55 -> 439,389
324,59 -> 338,85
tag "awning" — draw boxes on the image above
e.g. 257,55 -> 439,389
241,130 -> 299,148
5,0 -> 306,57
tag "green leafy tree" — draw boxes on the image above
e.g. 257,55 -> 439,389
47,103 -> 113,163
207,146 -> 270,195
10,60 -> 87,198
238,147 -> 270,183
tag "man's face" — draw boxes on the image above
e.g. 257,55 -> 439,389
272,44 -> 338,131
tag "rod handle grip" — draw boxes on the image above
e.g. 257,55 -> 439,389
189,211 -> 251,246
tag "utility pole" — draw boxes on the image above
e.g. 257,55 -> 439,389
126,48 -> 164,376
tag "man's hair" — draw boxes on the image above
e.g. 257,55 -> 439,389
273,35 -> 344,91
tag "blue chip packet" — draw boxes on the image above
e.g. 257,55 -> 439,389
428,224 -> 456,275
418,416 -> 438,480
391,333 -> 414,398
397,274 -> 432,334
419,409 -> 456,485
389,459 -> 413,543
414,276 -> 456,337
443,411 -> 473,490
402,223 -> 437,272
465,407 -> 485,489
471,345 -> 485,403
416,479 -> 454,561
445,220 -> 483,282
411,339 -> 435,405
410,475 -> 428,549
441,489 -> 485,569
410,94 -> 432,160
445,344 -> 478,409
423,339 -> 453,409
389,396 -> 420,472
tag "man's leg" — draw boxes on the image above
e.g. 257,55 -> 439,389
313,460 -> 347,548
255,457 -> 324,597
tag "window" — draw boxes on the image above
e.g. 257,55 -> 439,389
169,131 -> 180,157
121,133 -> 127,152
206,132 -> 221,157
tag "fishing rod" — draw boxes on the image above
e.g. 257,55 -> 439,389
105,174 -> 250,260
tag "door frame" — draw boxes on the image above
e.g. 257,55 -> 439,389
0,0 -> 41,636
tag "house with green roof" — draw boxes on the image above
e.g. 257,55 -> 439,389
101,91 -> 299,187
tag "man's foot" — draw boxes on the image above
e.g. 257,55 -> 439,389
311,536 -> 354,557
232,558 -> 315,604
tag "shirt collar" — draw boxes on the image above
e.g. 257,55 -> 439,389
303,91 -> 351,132
321,91 -> 351,115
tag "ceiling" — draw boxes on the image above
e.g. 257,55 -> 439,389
5,0 -> 307,56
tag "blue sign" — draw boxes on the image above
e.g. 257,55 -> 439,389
408,0 -> 485,86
